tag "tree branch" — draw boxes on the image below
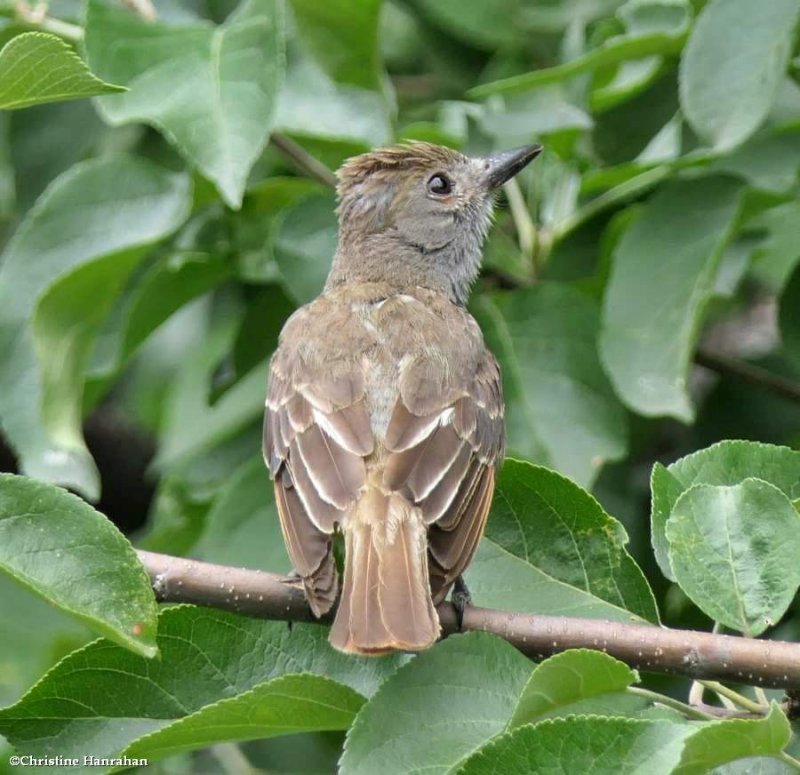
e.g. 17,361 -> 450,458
137,550 -> 800,690
269,133 -> 338,188
695,348 -> 800,406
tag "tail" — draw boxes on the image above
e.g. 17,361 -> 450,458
329,487 -> 440,655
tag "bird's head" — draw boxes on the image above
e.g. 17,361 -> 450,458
326,142 -> 542,304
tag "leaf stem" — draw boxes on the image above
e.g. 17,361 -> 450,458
754,686 -> 770,707
688,679 -> 707,708
627,687 -> 716,721
700,681 -> 765,714
779,751 -> 800,772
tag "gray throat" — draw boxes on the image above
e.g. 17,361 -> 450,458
326,221 -> 488,306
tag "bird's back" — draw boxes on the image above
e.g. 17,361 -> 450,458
265,282 -> 504,653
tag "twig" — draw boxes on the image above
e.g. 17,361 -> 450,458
137,550 -> 800,690
269,133 -> 338,188
12,1 -> 82,40
120,0 -> 155,21
502,178 -> 537,276
694,348 -> 800,406
212,743 -> 258,775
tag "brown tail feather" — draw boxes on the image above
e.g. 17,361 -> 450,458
329,489 -> 440,655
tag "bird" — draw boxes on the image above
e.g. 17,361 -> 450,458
263,141 -> 541,655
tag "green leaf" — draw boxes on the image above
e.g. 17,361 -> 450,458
0,474 -> 158,657
457,716 -> 693,774
0,606 -> 403,767
0,113 -> 12,219
710,134 -> 800,195
136,473 -> 209,557
473,285 -> 628,487
153,307 -> 266,472
124,674 -> 363,761
340,632 -> 533,775
600,176 -> 743,421
85,0 -> 285,208
0,575 -> 89,707
483,461 -> 658,623
509,649 -> 641,728
589,0 -> 688,115
650,463 -> 687,581
751,202 -> 800,293
676,703 -> 791,775
650,440 -> 800,581
235,176 -> 325,282
0,32 -> 125,110
414,0 -> 527,50
273,191 -> 338,305
0,156 -> 191,499
465,540 -> 654,624
469,0 -> 690,98
88,251 -> 232,384
289,0 -> 383,90
231,285 -> 297,379
593,70 -> 679,166
665,478 -> 800,635
8,100 -> 106,212
274,53 -> 390,147
33,254 -> 143,479
478,88 -> 593,146
679,0 -> 800,150
592,57 -> 663,113
195,456 -> 289,572
712,759 -> 797,775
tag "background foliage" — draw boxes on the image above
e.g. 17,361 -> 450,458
1,0 -> 800,772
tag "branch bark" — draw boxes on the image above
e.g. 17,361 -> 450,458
137,550 -> 800,690
695,348 -> 800,406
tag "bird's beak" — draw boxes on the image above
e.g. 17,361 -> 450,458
482,144 -> 543,190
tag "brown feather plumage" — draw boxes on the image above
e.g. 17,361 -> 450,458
264,141 -> 540,655
264,287 -> 504,651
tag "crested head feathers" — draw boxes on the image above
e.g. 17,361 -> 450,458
336,142 -> 467,202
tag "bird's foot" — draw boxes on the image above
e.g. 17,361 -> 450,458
280,570 -> 305,632
280,570 -> 305,588
451,575 -> 472,632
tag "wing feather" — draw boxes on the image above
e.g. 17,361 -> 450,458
264,303 -> 373,617
384,348 -> 504,603
429,466 -> 495,604
265,291 -> 504,618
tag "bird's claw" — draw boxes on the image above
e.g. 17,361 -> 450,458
281,570 -> 306,632
451,575 -> 472,632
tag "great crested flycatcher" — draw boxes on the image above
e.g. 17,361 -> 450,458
264,142 -> 541,654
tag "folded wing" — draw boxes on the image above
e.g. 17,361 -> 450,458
383,350 -> 504,603
264,356 -> 373,617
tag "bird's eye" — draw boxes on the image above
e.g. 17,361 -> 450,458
427,174 -> 453,196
